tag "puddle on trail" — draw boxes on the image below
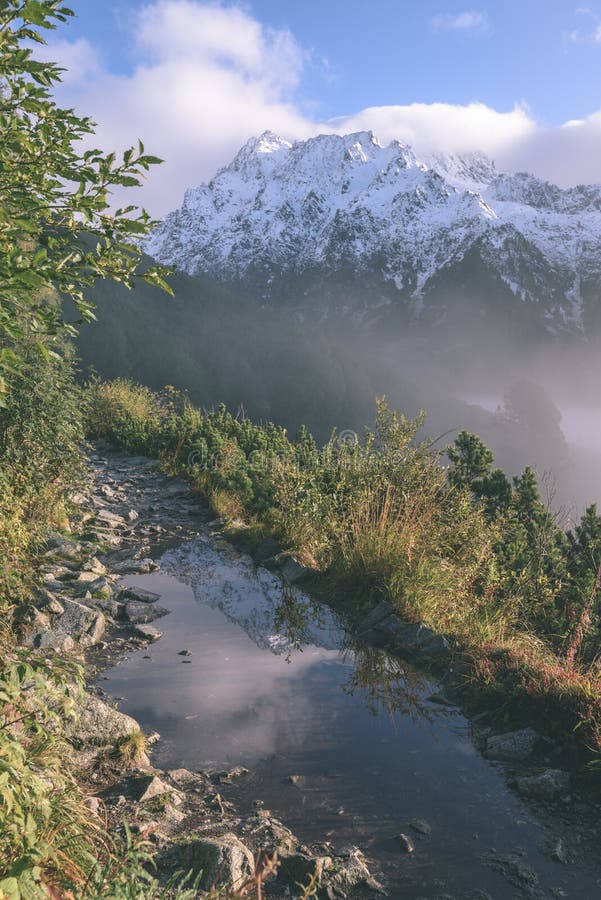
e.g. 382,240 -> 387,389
100,538 -> 601,899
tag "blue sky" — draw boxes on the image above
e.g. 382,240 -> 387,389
46,1 -> 601,213
61,1 -> 600,125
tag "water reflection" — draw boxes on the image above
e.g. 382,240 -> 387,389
100,554 -> 601,898
342,643 -> 435,725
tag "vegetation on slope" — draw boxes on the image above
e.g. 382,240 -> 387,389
87,379 -> 601,761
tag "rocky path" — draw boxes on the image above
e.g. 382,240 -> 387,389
12,444 -> 601,899
12,445 -> 379,898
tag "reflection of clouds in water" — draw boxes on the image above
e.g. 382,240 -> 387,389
160,537 -> 345,654
108,572 -> 346,764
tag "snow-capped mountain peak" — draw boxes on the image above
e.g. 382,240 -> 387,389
146,130 -> 601,334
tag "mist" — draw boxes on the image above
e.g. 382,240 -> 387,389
75,266 -> 601,520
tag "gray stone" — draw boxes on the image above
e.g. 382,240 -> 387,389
12,604 -> 50,631
79,576 -> 113,599
53,599 -> 106,646
397,833 -> 414,853
82,557 -> 107,576
34,589 -> 65,616
95,509 -> 126,528
66,693 -> 140,748
357,605 -> 451,658
124,601 -> 170,624
356,600 -> 395,636
119,585 -> 161,604
45,535 -> 82,560
485,728 -> 540,762
88,596 -> 123,619
514,769 -> 570,801
132,624 -> 162,642
280,557 -> 311,584
409,818 -> 432,835
163,834 -> 254,891
137,775 -> 173,804
113,558 -> 157,575
279,853 -> 332,888
31,630 -> 75,652
331,848 -> 380,891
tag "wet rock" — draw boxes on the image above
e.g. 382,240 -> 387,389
66,693 -> 140,748
133,623 -> 163,642
281,556 -> 311,584
147,731 -> 161,745
119,585 -> 161,604
485,727 -> 540,762
330,848 -> 381,893
356,602 -> 451,658
279,853 -> 332,888
161,833 -> 254,891
218,766 -> 249,783
549,837 -> 569,864
482,850 -> 539,891
53,599 -> 106,646
514,768 -> 570,801
124,601 -> 170,624
397,833 -> 415,853
113,558 -> 158,575
410,818 -> 432,835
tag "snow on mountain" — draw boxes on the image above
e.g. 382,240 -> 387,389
145,130 -> 601,332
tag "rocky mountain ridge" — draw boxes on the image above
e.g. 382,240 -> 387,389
146,130 -> 601,334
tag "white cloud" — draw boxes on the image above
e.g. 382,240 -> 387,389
38,1 -> 601,216
330,102 -> 536,159
41,1 -> 314,214
430,11 -> 491,34
567,6 -> 601,43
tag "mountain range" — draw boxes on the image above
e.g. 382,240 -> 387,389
145,130 -> 601,336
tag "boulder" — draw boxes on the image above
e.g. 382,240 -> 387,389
278,853 -> 332,888
53,599 -> 106,646
12,604 -> 50,631
66,693 -> 140,748
514,769 -> 570,801
280,557 -> 311,584
78,576 -> 113,599
124,601 -> 170,624
356,603 -> 451,658
485,728 -> 540,762
31,630 -> 75,652
132,624 -> 162,642
113,558 -> 158,575
95,509 -> 127,529
162,834 -> 254,891
119,585 -> 162,604
82,557 -> 107,576
34,589 -> 65,616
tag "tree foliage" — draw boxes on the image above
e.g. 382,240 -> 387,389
0,0 -> 171,397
